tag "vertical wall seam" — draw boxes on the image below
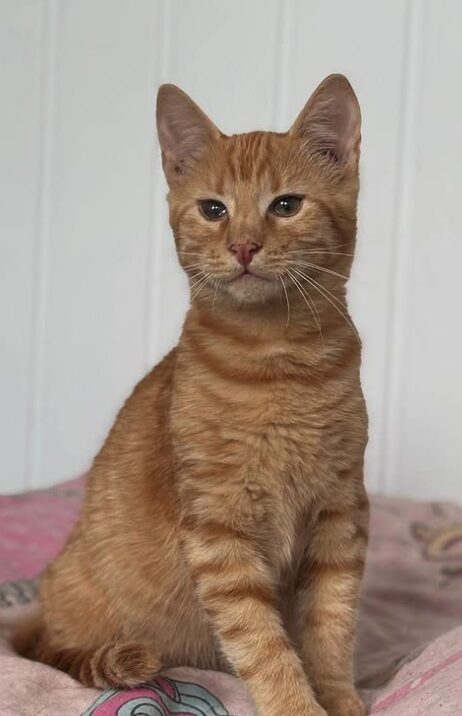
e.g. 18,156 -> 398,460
145,0 -> 171,367
380,0 -> 424,493
25,0 -> 58,489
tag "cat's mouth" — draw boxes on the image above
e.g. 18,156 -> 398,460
221,266 -> 281,304
231,268 -> 272,283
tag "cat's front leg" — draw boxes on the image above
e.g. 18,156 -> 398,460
180,502 -> 327,716
295,488 -> 369,716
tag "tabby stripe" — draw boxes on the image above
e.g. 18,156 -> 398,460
309,558 -> 365,578
203,580 -> 274,607
193,312 -> 265,347
187,332 -> 280,384
314,198 -> 354,249
182,516 -> 248,543
304,608 -> 355,628
190,557 -> 249,581
237,636 -> 294,681
317,508 -> 351,522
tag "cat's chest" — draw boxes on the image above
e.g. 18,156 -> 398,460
172,366 -> 364,574
171,371 -> 337,502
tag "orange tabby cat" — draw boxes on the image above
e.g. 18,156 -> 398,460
13,74 -> 369,716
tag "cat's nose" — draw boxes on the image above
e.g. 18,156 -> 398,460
229,240 -> 261,267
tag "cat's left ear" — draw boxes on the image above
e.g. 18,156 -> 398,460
156,84 -> 220,186
290,74 -> 361,175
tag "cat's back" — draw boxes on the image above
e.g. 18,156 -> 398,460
41,348 -> 182,603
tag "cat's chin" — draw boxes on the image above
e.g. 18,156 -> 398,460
222,272 -> 280,305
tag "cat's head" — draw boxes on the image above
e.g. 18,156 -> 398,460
156,75 -> 361,312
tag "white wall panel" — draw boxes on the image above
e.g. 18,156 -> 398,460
1,0 -> 462,502
387,0 -> 462,499
0,0 -> 43,492
31,0 -> 164,487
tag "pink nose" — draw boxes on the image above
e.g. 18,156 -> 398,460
229,241 -> 261,267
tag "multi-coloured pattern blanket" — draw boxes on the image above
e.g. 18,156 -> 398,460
1,477 -> 461,715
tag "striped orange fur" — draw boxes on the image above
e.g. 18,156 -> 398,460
13,75 -> 369,716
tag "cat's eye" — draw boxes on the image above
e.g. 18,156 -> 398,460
198,199 -> 228,221
270,195 -> 303,218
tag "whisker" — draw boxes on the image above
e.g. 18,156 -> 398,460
294,270 -> 346,310
312,242 -> 352,250
177,251 -> 205,259
189,271 -> 208,291
278,275 -> 291,328
285,269 -> 323,344
297,250 -> 354,258
287,242 -> 353,251
287,241 -> 352,249
292,269 -> 360,343
190,273 -> 212,302
183,261 -> 206,269
292,260 -> 349,281
190,280 -> 209,302
287,269 -> 323,340
188,270 -> 208,283
212,279 -> 220,313
286,248 -> 354,258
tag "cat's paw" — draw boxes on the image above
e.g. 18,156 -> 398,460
321,689 -> 367,716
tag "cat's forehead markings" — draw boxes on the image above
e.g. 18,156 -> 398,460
222,132 -> 282,189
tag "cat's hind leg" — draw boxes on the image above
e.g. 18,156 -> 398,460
12,610 -> 162,688
41,640 -> 162,688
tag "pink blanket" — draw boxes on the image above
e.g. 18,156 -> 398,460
1,478 -> 462,715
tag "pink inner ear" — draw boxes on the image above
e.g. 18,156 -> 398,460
312,96 -> 360,167
336,101 -> 361,165
161,124 -> 212,177
291,75 -> 361,171
156,85 -> 220,182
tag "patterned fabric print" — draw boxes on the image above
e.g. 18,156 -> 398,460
412,516 -> 462,581
2,483 -> 462,715
0,579 -> 37,608
82,677 -> 231,716
0,475 -> 85,583
356,496 -> 462,693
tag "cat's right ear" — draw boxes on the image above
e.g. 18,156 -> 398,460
289,74 -> 361,176
156,85 -> 220,186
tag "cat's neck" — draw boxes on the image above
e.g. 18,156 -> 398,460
179,299 -> 359,383
186,291 -> 349,344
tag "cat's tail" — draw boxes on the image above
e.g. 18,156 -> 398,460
12,609 -> 162,688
